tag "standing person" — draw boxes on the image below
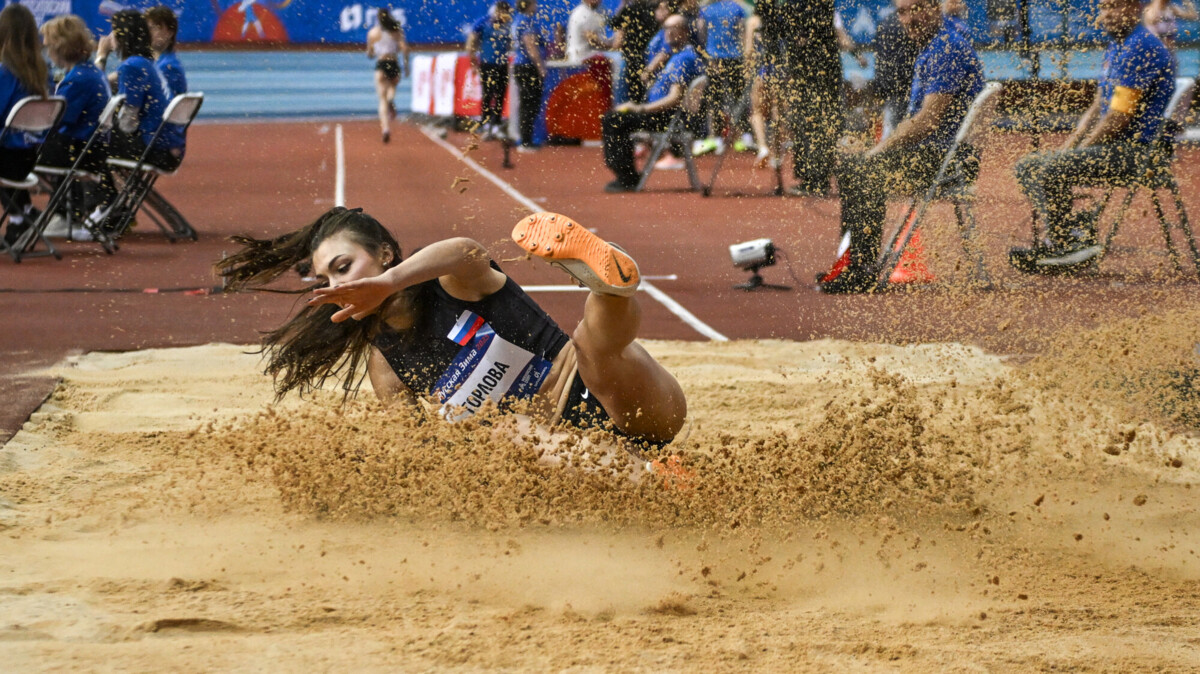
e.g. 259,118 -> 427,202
566,0 -> 612,63
757,0 -> 843,196
512,0 -> 546,152
814,0 -> 983,293
214,207 -> 688,454
873,4 -> 918,140
367,8 -> 408,144
1011,0 -> 1175,272
692,0 -> 747,157
0,3 -> 50,247
609,0 -> 658,104
745,11 -> 783,168
88,10 -> 182,231
145,5 -> 187,98
467,2 -> 513,140
38,14 -> 110,237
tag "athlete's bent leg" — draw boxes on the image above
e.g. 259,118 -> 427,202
572,293 -> 687,443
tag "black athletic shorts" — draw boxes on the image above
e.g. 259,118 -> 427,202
558,373 -> 668,453
375,58 -> 401,82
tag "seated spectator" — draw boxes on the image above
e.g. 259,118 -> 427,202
88,10 -> 184,229
816,0 -> 983,293
39,15 -> 110,173
146,5 -> 187,98
600,14 -> 704,192
0,4 -> 50,246
38,15 -> 111,235
566,0 -> 612,63
1011,0 -> 1175,273
466,2 -> 513,139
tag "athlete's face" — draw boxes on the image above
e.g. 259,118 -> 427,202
311,232 -> 393,289
147,20 -> 171,52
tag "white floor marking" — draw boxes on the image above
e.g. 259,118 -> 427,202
418,126 -> 728,342
334,124 -> 345,207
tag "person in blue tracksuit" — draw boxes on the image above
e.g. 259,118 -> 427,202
0,4 -> 51,245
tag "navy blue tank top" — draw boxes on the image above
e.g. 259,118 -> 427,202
373,268 -> 569,420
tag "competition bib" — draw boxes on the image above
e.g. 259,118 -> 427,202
434,310 -> 552,422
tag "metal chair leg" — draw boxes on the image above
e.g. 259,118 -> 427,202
1167,180 -> 1200,277
1099,187 -> 1136,262
1148,190 -> 1183,273
954,197 -> 991,286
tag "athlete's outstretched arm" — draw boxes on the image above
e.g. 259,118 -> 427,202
309,237 -> 505,322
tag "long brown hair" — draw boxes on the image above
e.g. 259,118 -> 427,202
0,4 -> 48,97
215,207 -> 405,401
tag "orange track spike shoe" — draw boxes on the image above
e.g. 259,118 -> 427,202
512,212 -> 640,297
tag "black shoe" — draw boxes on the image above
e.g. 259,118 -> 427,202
817,268 -> 877,294
382,130 -> 391,144
4,221 -> 29,247
604,179 -> 637,193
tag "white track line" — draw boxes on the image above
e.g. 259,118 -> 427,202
334,123 -> 345,207
418,126 -> 728,342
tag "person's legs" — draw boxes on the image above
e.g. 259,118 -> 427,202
571,293 -> 687,443
514,64 -> 543,147
480,62 -> 506,129
788,66 -> 842,193
374,69 -> 392,141
602,109 -> 669,187
1017,144 -> 1148,240
821,145 -> 941,290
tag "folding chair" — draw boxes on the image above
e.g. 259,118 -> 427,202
877,81 -> 1003,289
701,82 -> 784,197
1091,77 -> 1200,277
0,96 -> 67,261
635,76 -> 705,193
20,94 -> 125,260
103,92 -> 203,242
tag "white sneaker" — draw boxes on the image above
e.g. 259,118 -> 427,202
654,155 -> 685,171
754,147 -> 771,169
43,214 -> 70,238
69,225 -> 94,241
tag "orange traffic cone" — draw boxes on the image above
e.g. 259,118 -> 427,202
888,215 -> 936,285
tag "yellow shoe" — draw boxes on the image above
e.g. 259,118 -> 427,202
512,212 -> 640,296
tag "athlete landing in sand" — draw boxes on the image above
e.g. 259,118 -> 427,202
215,208 -> 687,452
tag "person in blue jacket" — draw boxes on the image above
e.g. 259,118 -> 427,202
146,5 -> 187,98
467,2 -> 513,140
89,10 -> 184,231
0,4 -> 50,246
38,15 -> 111,235
1011,0 -> 1176,273
511,0 -> 546,150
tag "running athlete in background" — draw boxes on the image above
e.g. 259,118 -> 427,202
146,5 -> 187,98
215,208 -> 688,456
368,8 -> 408,144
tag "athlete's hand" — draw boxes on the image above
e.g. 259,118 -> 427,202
308,276 -> 395,322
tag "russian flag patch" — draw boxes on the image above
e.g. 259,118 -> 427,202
447,310 -> 489,345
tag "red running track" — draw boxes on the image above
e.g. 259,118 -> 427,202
3,120 -> 1198,441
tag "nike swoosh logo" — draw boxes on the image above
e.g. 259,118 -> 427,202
612,253 -> 632,283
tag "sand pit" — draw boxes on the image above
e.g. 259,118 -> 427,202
3,323 -> 1200,671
